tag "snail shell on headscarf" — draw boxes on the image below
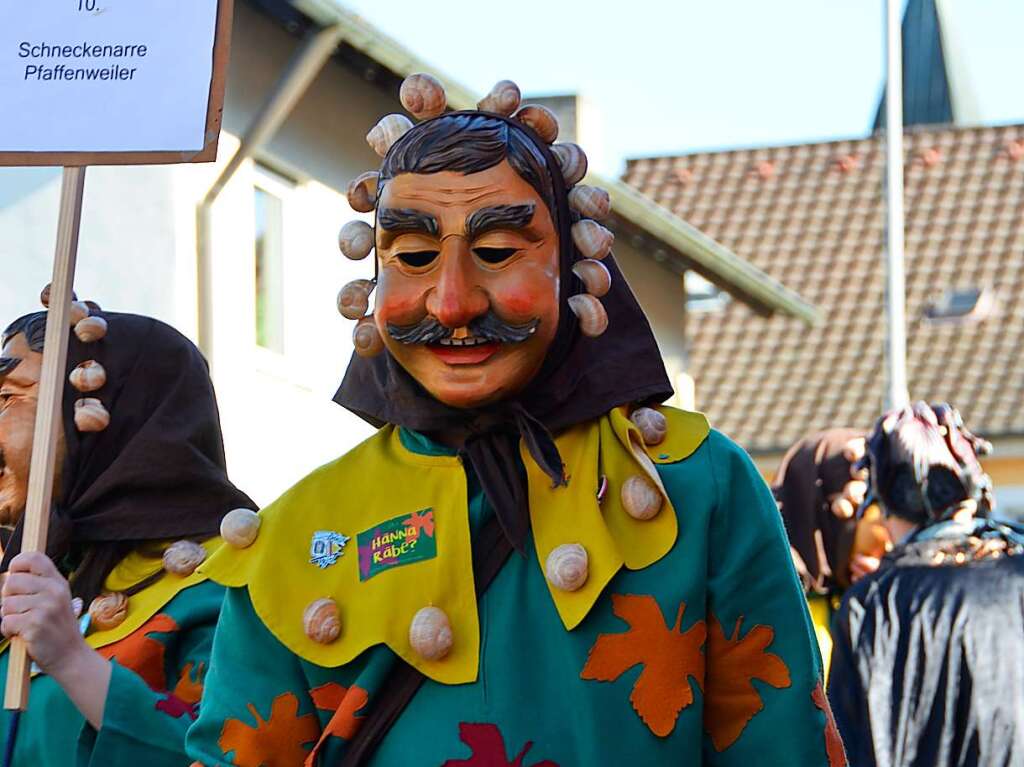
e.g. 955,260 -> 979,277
621,474 -> 663,520
551,142 -> 588,187
69,360 -> 106,393
400,73 -> 447,120
409,606 -> 453,661
338,221 -> 374,261
571,220 -> 614,261
74,315 -> 108,343
337,279 -> 374,321
353,317 -> 384,358
568,294 -> 609,338
163,540 -> 207,576
844,479 -> 868,505
346,171 -> 380,213
89,591 -> 128,631
477,80 -> 521,116
367,114 -> 413,157
513,104 -> 559,144
571,259 -> 611,298
831,497 -> 855,519
842,437 -> 866,463
545,543 -> 589,592
74,397 -> 110,432
631,407 -> 667,447
568,185 -> 611,220
69,301 -> 90,326
221,507 -> 261,548
303,598 -> 341,644
40,283 -> 77,308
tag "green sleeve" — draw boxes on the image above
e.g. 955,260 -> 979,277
76,580 -> 223,767
185,586 -> 321,766
702,431 -> 839,766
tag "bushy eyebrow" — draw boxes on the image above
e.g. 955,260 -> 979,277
466,203 -> 536,240
0,357 -> 21,379
377,207 -> 439,236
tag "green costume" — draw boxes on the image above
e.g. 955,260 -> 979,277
0,542 -> 223,767
187,409 -> 843,766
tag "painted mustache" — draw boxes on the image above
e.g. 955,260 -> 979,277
387,311 -> 540,346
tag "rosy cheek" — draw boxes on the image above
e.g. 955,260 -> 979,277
374,272 -> 431,324
489,277 -> 559,321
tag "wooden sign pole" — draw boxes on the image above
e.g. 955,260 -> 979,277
4,167 -> 87,711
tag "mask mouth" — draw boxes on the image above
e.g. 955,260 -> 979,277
387,311 -> 540,346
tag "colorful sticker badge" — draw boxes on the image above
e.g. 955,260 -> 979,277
310,530 -> 350,569
357,509 -> 436,581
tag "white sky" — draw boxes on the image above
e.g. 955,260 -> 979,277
336,0 -> 1024,175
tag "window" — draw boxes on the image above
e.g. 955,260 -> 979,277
923,287 -> 994,324
253,166 -> 290,353
685,271 -> 730,313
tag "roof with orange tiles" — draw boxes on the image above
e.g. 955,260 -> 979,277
623,123 -> 1024,453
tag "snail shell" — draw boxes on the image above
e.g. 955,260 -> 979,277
477,80 -> 521,116
621,474 -> 663,520
842,437 -> 867,463
831,497 -> 855,519
545,543 -> 589,592
337,279 -> 375,320
163,540 -> 207,576
409,605 -> 453,661
40,283 -> 77,308
74,397 -> 110,432
568,294 -> 609,338
303,598 -> 342,644
69,301 -> 90,326
74,315 -> 108,343
89,591 -> 128,631
69,360 -> 106,393
551,142 -> 588,186
513,104 -> 559,144
366,114 -> 413,157
71,597 -> 84,619
399,73 -> 447,120
571,259 -> 611,298
631,407 -> 667,447
346,171 -> 380,213
338,221 -> 374,261
571,220 -> 614,261
844,479 -> 868,506
353,317 -> 385,358
568,185 -> 611,220
220,507 -> 261,549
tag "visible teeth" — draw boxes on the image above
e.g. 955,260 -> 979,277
437,337 -> 488,347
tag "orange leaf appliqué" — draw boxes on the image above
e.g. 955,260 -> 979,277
97,613 -> 179,690
703,614 -> 791,751
218,692 -> 319,767
580,594 -> 706,737
812,682 -> 848,767
303,682 -> 370,766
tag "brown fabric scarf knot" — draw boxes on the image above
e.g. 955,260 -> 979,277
458,402 -> 566,555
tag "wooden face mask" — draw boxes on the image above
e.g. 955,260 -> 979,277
335,74 -> 616,410
372,161 -> 561,409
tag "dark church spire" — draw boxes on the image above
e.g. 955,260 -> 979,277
874,0 -> 954,129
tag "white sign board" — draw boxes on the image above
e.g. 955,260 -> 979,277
0,0 -> 231,165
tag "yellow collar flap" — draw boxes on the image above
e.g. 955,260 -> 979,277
527,406 -> 709,631
199,426 -> 480,685
85,537 -> 222,649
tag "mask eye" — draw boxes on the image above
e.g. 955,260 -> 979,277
397,250 -> 439,268
473,247 -> 518,265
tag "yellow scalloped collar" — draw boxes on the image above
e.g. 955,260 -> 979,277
0,538 -> 221,661
200,406 -> 710,685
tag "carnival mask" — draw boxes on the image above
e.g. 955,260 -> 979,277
335,75 -> 616,411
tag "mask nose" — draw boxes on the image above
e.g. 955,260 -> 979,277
424,239 -> 489,329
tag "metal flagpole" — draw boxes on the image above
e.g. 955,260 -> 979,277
884,0 -> 910,409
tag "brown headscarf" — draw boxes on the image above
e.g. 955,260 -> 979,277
773,428 -> 865,594
1,311 -> 255,602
